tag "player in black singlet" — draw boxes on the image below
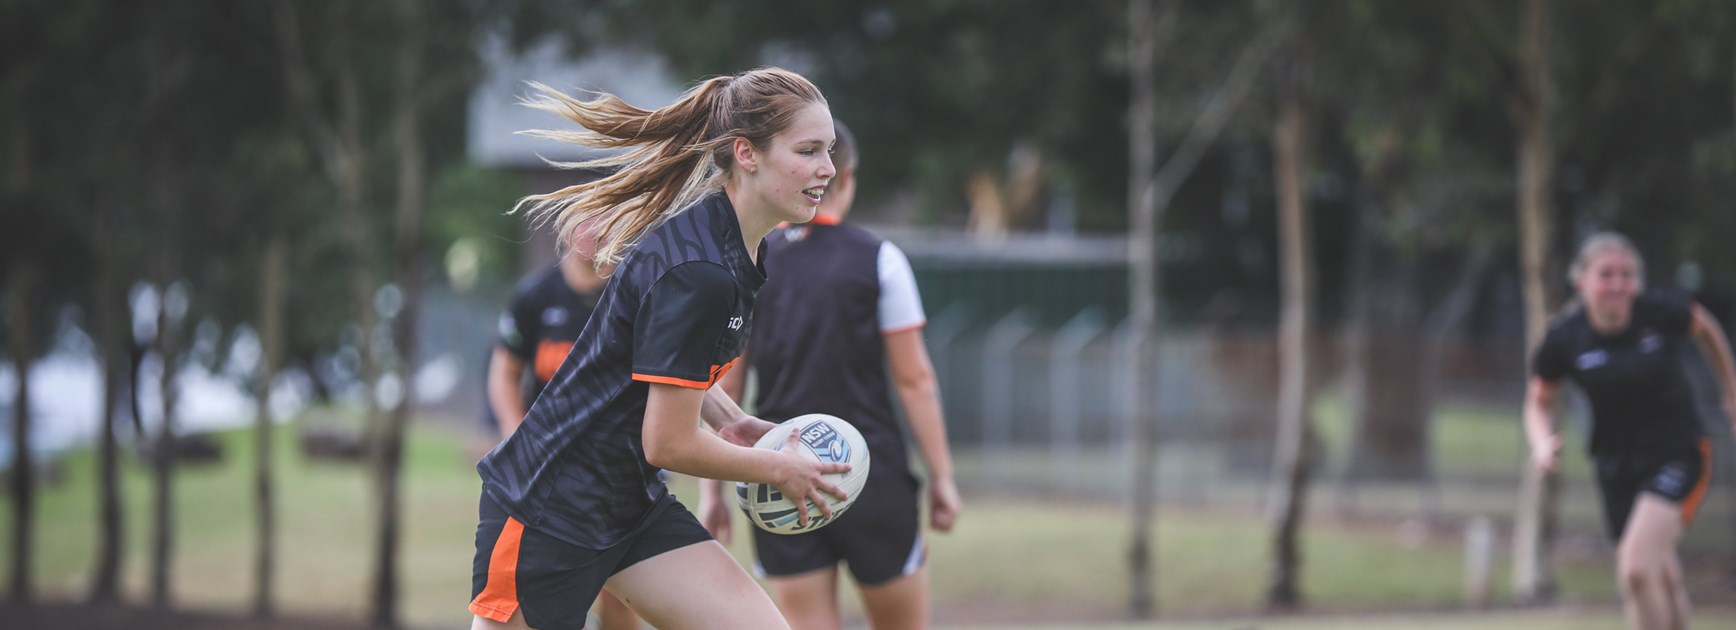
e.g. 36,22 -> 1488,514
469,68 -> 849,630
1526,232 -> 1736,630
704,119 -> 961,630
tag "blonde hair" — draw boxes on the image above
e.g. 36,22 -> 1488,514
514,67 -> 827,267
1569,231 -> 1645,291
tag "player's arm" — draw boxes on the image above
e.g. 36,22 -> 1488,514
642,383 -> 845,525
1688,302 -> 1736,428
886,328 -> 961,532
486,347 -> 529,438
1523,376 -> 1562,473
698,350 -> 756,542
634,262 -> 843,525
877,240 -> 961,532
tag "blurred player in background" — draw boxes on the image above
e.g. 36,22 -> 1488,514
708,119 -> 962,630
1525,232 -> 1736,630
484,230 -> 639,629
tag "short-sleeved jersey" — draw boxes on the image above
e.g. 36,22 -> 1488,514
1531,289 -> 1702,457
496,264 -> 603,406
746,216 -> 927,472
477,191 -> 766,549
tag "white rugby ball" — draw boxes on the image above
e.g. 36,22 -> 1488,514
736,414 -> 871,534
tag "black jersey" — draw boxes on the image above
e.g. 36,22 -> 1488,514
746,217 -> 927,472
477,191 -> 766,549
497,265 -> 603,406
1532,289 -> 1703,457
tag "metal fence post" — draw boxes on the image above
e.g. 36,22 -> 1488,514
1050,307 -> 1105,493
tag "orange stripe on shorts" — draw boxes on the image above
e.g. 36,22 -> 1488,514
468,516 -> 524,622
1680,438 -> 1713,525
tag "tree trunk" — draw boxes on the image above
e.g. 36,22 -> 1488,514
253,236 -> 288,617
1511,0 -> 1560,604
1347,258 -> 1429,482
89,231 -> 127,604
274,0 -> 381,444
1123,2 -> 1281,615
1124,0 -> 1169,617
1266,36 -> 1315,611
151,279 -> 181,610
7,262 -> 37,603
371,5 -> 426,624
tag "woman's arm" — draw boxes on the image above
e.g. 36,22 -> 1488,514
1689,302 -> 1736,430
486,347 -> 529,438
643,382 -> 845,526
1524,376 -> 1562,473
884,328 -> 961,532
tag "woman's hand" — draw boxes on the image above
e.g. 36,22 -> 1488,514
696,478 -> 735,545
1530,433 -> 1562,474
928,475 -> 962,533
769,429 -> 851,527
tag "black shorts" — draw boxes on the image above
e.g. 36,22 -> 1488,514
1594,438 -> 1712,542
753,464 -> 924,586
469,488 -> 711,630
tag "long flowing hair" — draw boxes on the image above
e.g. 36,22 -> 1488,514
514,67 -> 827,267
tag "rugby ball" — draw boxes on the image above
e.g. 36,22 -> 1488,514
736,414 -> 871,534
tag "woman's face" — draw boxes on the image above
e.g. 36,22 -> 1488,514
744,103 -> 836,224
1576,248 -> 1640,321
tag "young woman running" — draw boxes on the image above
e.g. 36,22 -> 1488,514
1527,232 -> 1736,630
469,67 -> 847,630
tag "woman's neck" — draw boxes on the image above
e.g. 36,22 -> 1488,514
1588,307 -> 1632,335
723,185 -> 776,262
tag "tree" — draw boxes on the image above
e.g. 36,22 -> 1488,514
1123,0 -> 1284,615
1508,0 -> 1562,603
1265,6 -> 1315,609
5,261 -> 38,603
1123,1 -> 1169,616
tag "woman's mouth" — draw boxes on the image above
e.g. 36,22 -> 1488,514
803,186 -> 826,204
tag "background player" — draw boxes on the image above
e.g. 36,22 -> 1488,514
1526,232 -> 1736,630
484,235 -> 637,629
706,119 -> 963,630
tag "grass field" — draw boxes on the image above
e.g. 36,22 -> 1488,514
7,411 -> 1733,628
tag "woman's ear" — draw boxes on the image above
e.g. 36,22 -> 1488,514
732,138 -> 758,174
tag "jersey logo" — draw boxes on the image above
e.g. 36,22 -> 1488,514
727,315 -> 743,330
542,306 -> 569,326
1639,330 -> 1662,354
1575,349 -> 1608,371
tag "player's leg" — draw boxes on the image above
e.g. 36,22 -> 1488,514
768,567 -> 843,630
1616,494 -> 1685,630
1661,550 -> 1691,629
595,590 -> 640,630
840,468 -> 929,630
606,540 -> 789,630
858,566 -> 931,630
471,610 -> 533,630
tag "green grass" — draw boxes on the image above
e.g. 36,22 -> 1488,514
4,411 -> 1723,629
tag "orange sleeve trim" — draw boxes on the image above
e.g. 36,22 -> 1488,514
1681,438 -> 1714,525
708,356 -> 742,384
468,516 -> 524,622
881,322 -> 927,336
635,357 -> 744,390
633,373 -> 712,389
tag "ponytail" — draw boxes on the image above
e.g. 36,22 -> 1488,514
513,68 -> 826,268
